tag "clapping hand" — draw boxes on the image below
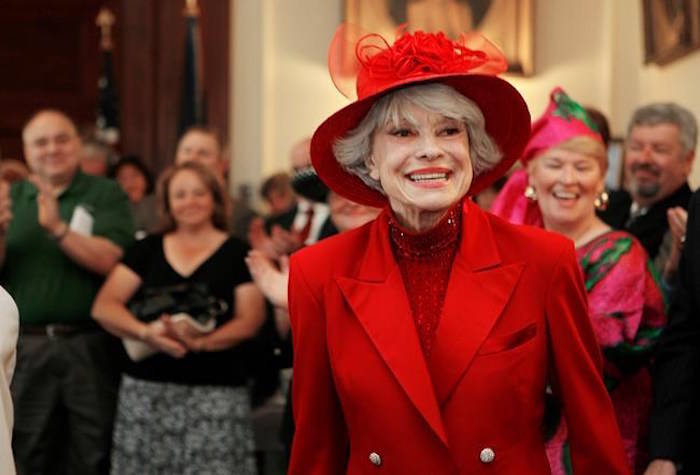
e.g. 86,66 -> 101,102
664,206 -> 689,279
248,217 -> 280,259
28,174 -> 64,236
270,225 -> 304,255
248,218 -> 304,258
668,207 -> 688,248
245,249 -> 290,308
0,180 -> 12,235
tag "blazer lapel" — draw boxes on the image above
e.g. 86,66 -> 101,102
336,211 -> 449,446
429,202 -> 525,405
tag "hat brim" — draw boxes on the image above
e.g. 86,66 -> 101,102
311,73 -> 531,207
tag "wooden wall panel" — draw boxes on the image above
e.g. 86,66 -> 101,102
121,0 -> 230,174
0,0 -> 230,177
119,0 -> 156,169
0,0 -> 101,160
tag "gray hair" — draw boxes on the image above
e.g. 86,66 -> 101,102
628,102 -> 698,153
333,83 -> 502,193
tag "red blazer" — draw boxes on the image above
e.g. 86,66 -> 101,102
288,200 -> 629,474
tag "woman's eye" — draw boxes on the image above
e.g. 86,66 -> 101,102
391,128 -> 413,137
440,127 -> 461,136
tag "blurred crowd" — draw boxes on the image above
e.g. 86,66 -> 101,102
0,111 -> 382,475
0,91 -> 698,475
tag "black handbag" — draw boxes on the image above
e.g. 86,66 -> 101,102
128,282 -> 229,326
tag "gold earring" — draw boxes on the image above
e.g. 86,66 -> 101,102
594,190 -> 609,211
524,185 -> 537,202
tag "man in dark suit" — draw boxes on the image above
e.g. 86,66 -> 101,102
600,103 -> 696,271
645,190 -> 700,475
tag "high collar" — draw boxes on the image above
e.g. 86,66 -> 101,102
389,201 -> 461,260
358,199 -> 502,282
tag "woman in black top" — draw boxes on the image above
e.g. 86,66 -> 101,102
92,161 -> 265,474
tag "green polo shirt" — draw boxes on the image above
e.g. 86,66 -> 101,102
0,171 -> 134,325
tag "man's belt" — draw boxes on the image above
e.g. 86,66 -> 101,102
20,322 -> 101,338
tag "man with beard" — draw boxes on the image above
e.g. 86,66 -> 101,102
600,103 -> 696,272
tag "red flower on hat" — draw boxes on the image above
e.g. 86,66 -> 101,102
358,30 -> 489,79
351,28 -> 508,99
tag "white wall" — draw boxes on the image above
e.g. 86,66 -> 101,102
231,0 -> 347,203
231,0 -> 700,196
509,0 -> 612,122
611,0 -> 700,187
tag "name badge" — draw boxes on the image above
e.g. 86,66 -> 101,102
69,205 -> 94,236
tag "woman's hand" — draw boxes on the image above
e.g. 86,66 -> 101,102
142,317 -> 188,358
271,225 -> 305,255
245,250 -> 289,309
160,315 -> 208,353
247,217 -> 281,259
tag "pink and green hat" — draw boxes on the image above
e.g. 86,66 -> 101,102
490,87 -> 603,226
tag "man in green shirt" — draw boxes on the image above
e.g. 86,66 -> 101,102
0,109 -> 133,475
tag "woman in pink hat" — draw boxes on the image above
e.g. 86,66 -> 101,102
288,27 -> 629,474
492,88 -> 666,474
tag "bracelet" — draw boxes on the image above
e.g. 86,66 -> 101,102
50,222 -> 69,242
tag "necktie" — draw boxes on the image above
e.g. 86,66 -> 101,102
297,206 -> 315,243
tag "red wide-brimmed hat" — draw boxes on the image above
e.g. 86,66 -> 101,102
310,25 -> 532,207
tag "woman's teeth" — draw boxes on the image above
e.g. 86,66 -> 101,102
409,172 -> 447,182
553,191 -> 578,199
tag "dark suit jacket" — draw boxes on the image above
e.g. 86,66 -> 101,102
265,204 -> 298,233
598,184 -> 692,259
649,190 -> 700,469
265,203 -> 337,240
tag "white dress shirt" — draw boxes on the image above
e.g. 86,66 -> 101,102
292,199 -> 330,246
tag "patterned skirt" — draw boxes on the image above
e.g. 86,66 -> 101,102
111,375 -> 257,475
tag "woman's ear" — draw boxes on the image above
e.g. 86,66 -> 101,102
366,155 -> 380,181
525,160 -> 536,175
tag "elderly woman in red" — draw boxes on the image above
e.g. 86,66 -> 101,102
288,26 -> 629,474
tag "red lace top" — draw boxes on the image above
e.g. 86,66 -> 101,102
389,203 -> 461,356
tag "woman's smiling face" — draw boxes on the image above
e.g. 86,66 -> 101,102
368,103 -> 473,229
528,146 -> 604,229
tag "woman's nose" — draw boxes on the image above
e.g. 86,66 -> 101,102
417,134 -> 442,160
560,165 -> 576,183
